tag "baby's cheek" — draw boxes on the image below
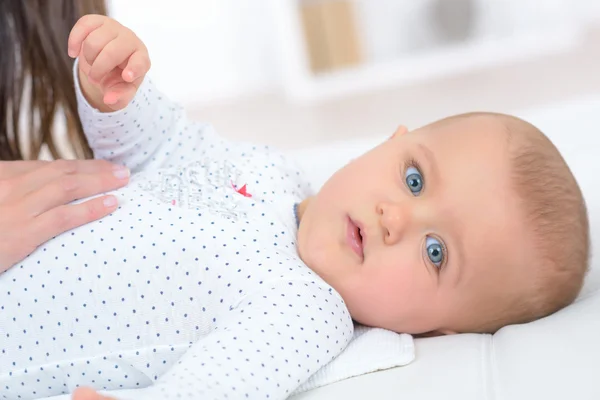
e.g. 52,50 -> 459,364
320,177 -> 354,206
323,162 -> 373,198
377,257 -> 431,301
379,265 -> 414,297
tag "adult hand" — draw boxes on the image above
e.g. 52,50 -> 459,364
0,159 -> 129,273
72,387 -> 117,400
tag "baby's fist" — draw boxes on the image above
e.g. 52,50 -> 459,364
68,15 -> 151,111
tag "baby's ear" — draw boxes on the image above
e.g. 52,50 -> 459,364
390,125 -> 409,140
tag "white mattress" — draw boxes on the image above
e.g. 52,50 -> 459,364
288,95 -> 600,400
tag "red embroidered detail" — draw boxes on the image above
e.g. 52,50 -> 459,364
231,181 -> 252,198
237,184 -> 251,197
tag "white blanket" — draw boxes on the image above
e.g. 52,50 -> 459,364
292,324 -> 414,395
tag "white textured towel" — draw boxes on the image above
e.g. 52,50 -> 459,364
291,324 -> 415,395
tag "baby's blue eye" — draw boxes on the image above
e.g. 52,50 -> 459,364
405,166 -> 423,195
426,236 -> 444,267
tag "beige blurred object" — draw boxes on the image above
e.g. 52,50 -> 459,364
323,0 -> 363,69
299,0 -> 363,73
300,2 -> 329,72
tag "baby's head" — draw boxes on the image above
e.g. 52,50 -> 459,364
297,112 -> 589,334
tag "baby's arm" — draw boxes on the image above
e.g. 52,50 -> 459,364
68,15 -> 220,173
76,280 -> 353,400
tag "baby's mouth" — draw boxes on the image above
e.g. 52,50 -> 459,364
346,216 -> 364,260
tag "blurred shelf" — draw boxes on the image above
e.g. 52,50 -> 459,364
269,0 -> 586,104
284,28 -> 583,103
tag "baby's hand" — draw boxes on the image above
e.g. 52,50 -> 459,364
68,15 -> 151,112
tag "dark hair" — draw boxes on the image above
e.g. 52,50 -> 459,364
0,0 -> 107,160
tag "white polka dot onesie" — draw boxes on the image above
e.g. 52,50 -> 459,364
0,67 -> 354,400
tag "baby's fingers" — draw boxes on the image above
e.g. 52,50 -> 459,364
88,38 -> 136,84
121,49 -> 151,83
103,82 -> 139,110
68,14 -> 108,58
81,27 -> 119,78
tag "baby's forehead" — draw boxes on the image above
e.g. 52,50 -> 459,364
414,118 -> 511,164
427,114 -> 546,154
425,113 -> 511,136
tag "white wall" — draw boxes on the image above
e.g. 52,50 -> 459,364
109,0 -> 280,106
107,0 -> 600,107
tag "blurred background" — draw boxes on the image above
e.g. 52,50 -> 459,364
109,0 -> 600,149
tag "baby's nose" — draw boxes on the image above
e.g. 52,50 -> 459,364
377,201 -> 411,245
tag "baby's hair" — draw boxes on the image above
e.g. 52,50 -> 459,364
450,112 -> 590,333
500,114 -> 589,331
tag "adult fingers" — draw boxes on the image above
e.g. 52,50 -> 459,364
21,169 -> 129,217
0,160 -> 50,180
9,159 -> 128,200
27,195 -> 120,248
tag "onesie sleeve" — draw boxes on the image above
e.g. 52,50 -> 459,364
73,59 -> 223,174
96,279 -> 353,400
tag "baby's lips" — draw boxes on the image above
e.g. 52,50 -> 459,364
354,219 -> 367,249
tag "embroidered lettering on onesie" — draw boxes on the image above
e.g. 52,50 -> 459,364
134,158 -> 250,221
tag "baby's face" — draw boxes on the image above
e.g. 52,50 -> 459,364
297,116 -> 533,334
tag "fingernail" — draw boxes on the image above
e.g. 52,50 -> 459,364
103,196 -> 118,208
68,49 -> 76,58
126,70 -> 135,81
113,166 -> 130,180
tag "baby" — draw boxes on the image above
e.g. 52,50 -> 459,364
0,15 -> 589,400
